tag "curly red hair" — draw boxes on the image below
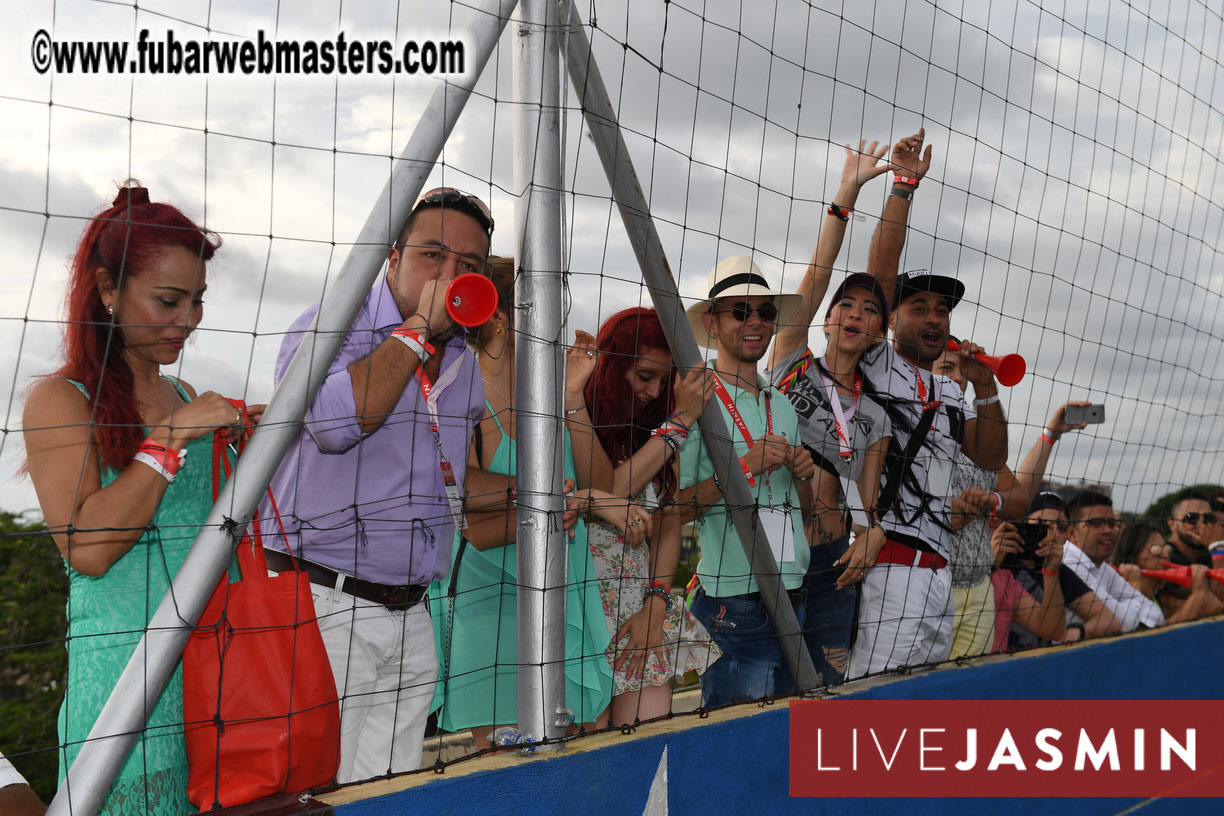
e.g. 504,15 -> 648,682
54,180 -> 221,471
584,307 -> 677,498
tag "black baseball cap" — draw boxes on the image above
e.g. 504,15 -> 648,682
1029,491 -> 1067,516
896,268 -> 965,310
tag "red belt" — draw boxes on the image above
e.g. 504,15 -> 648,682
875,539 -> 948,570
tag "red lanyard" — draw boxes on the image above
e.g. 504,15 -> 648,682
818,364 -> 861,459
910,362 -> 942,412
711,373 -> 771,486
418,369 -> 437,432
418,365 -> 467,530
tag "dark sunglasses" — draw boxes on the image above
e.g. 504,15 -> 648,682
717,301 -> 779,323
414,187 -> 495,236
1178,512 -> 1218,525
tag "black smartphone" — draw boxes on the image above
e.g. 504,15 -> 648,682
1014,521 -> 1047,555
1001,521 -> 1047,570
1064,404 -> 1105,425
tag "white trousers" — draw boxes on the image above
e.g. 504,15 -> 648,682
848,563 -> 954,679
309,578 -> 438,784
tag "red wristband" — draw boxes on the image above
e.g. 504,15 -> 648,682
137,440 -> 184,476
893,175 -> 920,188
1040,432 -> 1058,445
650,579 -> 672,593
1042,567 -> 1059,577
391,326 -> 436,359
827,203 -> 853,221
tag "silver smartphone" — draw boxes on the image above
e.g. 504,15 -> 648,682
1064,404 -> 1105,425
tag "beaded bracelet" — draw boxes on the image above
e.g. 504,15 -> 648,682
643,584 -> 674,611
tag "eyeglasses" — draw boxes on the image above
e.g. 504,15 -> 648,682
717,301 -> 779,323
1078,517 -> 1123,530
414,187 -> 495,236
1148,543 -> 1172,556
1177,512 -> 1218,525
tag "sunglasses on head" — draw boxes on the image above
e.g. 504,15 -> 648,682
717,301 -> 779,323
1178,512 -> 1218,525
414,187 -> 495,236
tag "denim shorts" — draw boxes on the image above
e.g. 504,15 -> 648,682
689,585 -> 807,708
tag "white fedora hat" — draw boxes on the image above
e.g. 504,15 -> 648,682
685,255 -> 804,349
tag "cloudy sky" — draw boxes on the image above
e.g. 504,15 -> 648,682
1,0 -> 1222,516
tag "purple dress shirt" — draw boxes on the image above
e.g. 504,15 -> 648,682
260,276 -> 485,585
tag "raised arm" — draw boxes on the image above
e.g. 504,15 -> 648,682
769,140 -> 893,369
610,364 -> 713,499
346,277 -> 453,437
1009,401 -> 1092,505
957,339 -> 1008,471
1010,530 -> 1067,642
866,128 -> 933,305
564,330 -> 614,493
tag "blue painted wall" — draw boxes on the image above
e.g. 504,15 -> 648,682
337,620 -> 1224,815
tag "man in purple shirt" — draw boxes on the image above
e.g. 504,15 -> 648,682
261,188 -> 503,782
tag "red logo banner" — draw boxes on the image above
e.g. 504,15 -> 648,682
789,700 -> 1224,797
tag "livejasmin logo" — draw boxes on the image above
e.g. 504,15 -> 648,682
789,700 -> 1224,798
812,725 -> 1193,772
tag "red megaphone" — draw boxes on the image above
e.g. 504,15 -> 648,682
1144,565 -> 1193,587
946,339 -> 1027,387
1162,560 -> 1224,587
445,273 -> 499,327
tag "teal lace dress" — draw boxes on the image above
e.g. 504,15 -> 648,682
429,406 -> 614,734
58,377 -> 218,815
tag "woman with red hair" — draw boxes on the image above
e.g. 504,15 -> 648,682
580,307 -> 721,726
23,182 -> 250,814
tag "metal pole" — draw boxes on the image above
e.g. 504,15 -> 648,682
559,0 -> 818,693
513,0 -> 569,745
47,3 -> 520,813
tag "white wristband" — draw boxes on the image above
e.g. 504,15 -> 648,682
134,451 -> 177,484
392,331 -> 431,361
974,394 -> 1000,407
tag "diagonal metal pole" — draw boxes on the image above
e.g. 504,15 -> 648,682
513,0 -> 569,746
47,2 -> 520,813
559,0 -> 818,694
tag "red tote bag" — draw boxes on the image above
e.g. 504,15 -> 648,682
183,402 -> 340,810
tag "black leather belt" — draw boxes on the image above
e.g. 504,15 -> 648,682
265,549 -> 429,612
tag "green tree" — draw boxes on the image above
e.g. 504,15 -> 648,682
0,511 -> 67,800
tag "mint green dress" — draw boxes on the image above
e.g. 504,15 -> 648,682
430,406 -> 614,734
58,377 -> 215,815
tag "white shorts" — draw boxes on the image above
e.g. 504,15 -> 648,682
848,563 -> 954,679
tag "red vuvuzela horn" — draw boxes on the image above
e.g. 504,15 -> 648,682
1163,560 -> 1224,587
1144,565 -> 1193,587
445,273 -> 499,327
946,339 -> 1027,387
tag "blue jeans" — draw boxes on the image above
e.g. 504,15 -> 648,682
802,536 -> 856,687
690,586 -> 807,708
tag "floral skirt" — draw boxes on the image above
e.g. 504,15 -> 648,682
587,519 -> 721,694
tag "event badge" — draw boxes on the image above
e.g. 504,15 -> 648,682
757,506 -> 796,564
